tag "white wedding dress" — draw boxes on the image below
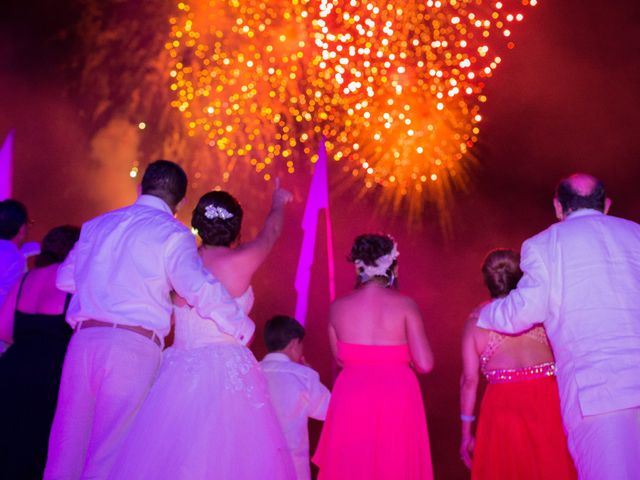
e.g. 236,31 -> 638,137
109,288 -> 295,479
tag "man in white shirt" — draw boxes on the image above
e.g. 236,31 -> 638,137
261,315 -> 331,480
478,173 -> 640,480
44,160 -> 254,480
0,199 -> 28,306
0,200 -> 29,355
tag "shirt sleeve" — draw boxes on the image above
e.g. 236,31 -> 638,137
477,237 -> 550,334
307,370 -> 331,420
56,244 -> 77,293
164,230 -> 255,343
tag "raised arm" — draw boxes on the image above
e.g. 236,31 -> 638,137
477,239 -> 550,334
234,179 -> 293,274
459,314 -> 481,469
405,300 -> 434,373
165,230 -> 254,343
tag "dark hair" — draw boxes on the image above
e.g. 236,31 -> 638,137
264,315 -> 305,352
555,177 -> 606,214
0,199 -> 28,240
191,191 -> 243,247
481,249 -> 522,299
141,160 -> 188,208
348,233 -> 397,285
35,225 -> 80,267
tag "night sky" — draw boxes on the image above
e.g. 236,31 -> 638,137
1,1 -> 639,478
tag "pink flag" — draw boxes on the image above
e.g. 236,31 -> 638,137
294,139 -> 335,325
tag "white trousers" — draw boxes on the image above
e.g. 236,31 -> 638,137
44,327 -> 161,480
565,407 -> 640,480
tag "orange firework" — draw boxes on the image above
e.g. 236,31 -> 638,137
166,0 -> 538,219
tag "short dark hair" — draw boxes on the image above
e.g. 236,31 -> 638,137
264,315 -> 305,352
0,199 -> 28,240
141,160 -> 188,208
555,178 -> 606,214
481,249 -> 523,299
191,191 -> 243,246
35,225 -> 81,267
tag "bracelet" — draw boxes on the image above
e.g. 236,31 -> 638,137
460,414 -> 476,422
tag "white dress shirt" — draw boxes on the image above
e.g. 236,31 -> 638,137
57,195 -> 253,342
478,209 -> 640,421
261,352 -> 331,480
0,239 -> 26,307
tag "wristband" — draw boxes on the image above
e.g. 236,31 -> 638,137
460,414 -> 476,422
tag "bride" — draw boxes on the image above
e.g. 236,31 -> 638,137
109,183 -> 295,479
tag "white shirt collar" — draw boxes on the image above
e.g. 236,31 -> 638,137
135,194 -> 173,215
263,352 -> 292,362
565,208 -> 605,220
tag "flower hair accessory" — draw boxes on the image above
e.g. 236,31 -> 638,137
204,204 -> 234,220
354,242 -> 399,281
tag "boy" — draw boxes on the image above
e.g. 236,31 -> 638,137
261,315 -> 331,480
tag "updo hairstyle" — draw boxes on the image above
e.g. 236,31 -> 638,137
191,191 -> 243,247
348,233 -> 396,276
35,225 -> 81,267
481,249 -> 522,299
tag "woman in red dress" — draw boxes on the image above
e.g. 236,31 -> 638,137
459,249 -> 577,480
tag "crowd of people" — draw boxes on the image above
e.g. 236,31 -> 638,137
0,163 -> 638,480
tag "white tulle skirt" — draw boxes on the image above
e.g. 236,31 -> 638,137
109,342 -> 295,479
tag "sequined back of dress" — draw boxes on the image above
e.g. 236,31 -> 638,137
479,321 -> 556,384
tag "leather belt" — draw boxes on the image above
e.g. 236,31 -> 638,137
75,319 -> 162,348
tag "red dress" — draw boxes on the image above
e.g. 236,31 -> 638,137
472,328 -> 577,480
313,341 -> 433,480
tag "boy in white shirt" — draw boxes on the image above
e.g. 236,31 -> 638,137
261,315 -> 331,480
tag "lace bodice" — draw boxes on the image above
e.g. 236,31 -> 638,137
173,287 -> 255,349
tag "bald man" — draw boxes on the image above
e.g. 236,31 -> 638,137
477,174 -> 640,480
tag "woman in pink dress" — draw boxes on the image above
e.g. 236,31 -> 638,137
313,234 -> 434,480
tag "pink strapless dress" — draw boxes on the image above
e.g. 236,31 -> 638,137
312,341 -> 433,480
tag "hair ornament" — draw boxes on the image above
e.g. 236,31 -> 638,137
204,204 -> 234,220
354,242 -> 399,281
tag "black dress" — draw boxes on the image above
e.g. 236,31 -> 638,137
0,273 -> 72,479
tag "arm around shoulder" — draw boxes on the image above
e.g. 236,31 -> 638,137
165,230 -> 254,342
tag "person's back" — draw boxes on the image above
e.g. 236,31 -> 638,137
261,315 -> 331,480
478,174 -> 640,480
332,284 -> 414,344
0,225 -> 79,480
314,234 -> 434,480
525,210 -> 640,416
108,186 -> 296,480
542,212 -> 640,338
68,200 -> 186,336
45,160 -> 252,480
